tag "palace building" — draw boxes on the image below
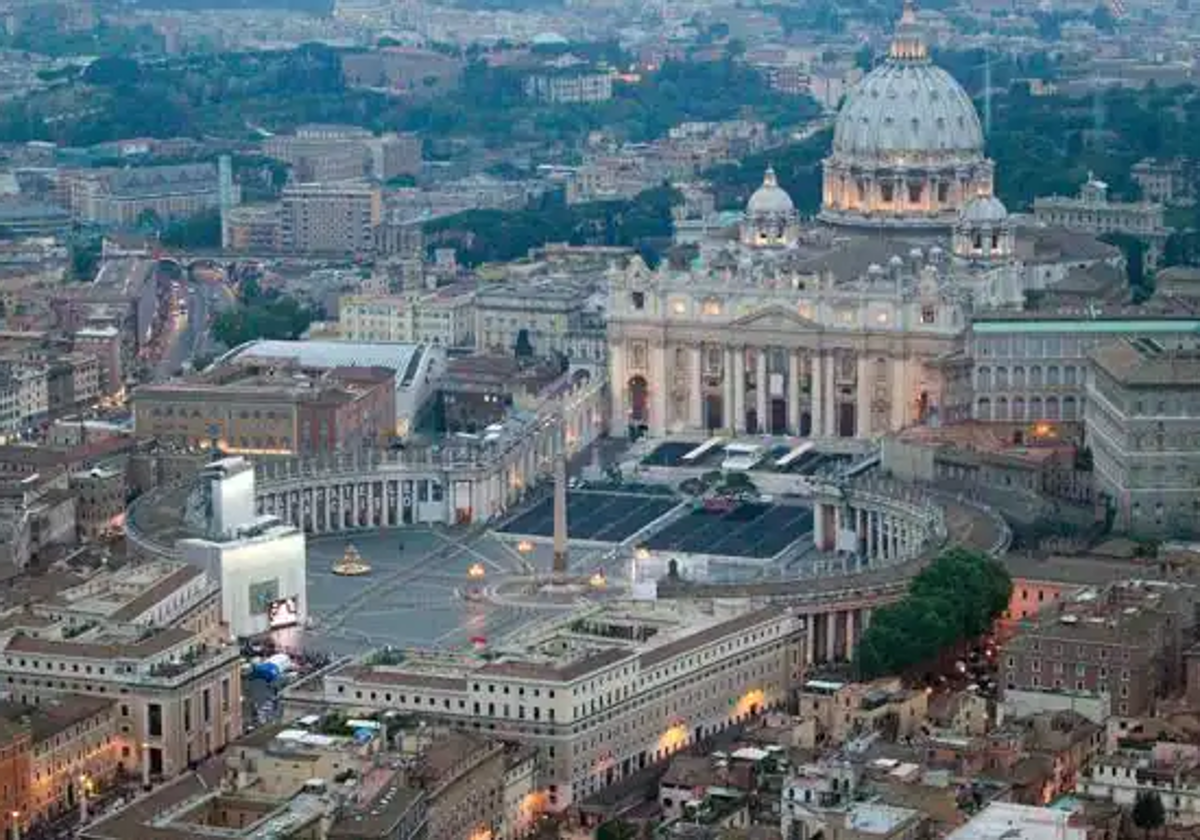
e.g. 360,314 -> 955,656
607,1 -> 1122,441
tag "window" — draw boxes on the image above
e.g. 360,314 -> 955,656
148,703 -> 163,738
921,305 -> 936,325
631,292 -> 645,310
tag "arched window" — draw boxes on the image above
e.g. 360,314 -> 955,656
977,397 -> 992,421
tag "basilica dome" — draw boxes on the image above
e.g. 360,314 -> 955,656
819,0 -> 996,230
747,166 -> 795,215
832,63 -> 983,159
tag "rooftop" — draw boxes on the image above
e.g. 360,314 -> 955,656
0,694 -> 115,743
945,803 -> 1085,840
1004,579 -> 1197,647
1091,339 -> 1200,387
221,340 -> 424,389
326,602 -> 790,688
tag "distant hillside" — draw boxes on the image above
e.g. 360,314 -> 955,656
118,0 -> 334,14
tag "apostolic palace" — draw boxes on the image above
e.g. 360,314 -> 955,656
608,0 -> 1129,440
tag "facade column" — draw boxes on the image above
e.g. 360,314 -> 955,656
610,342 -> 627,431
857,353 -> 872,438
690,344 -> 703,430
650,342 -> 667,437
788,350 -> 801,435
845,611 -> 855,662
723,347 -> 735,432
813,502 -> 827,551
891,356 -> 908,431
825,612 -> 837,663
755,349 -> 768,435
805,614 -> 816,667
811,352 -> 824,439
824,353 -> 837,436
733,347 -> 746,434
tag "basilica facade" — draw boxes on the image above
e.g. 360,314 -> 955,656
608,0 -> 1034,440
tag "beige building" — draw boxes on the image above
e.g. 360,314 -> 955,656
61,164 -> 226,228
1086,339 -> 1200,535
340,288 -> 475,347
1132,157 -> 1195,207
476,279 -> 606,365
283,601 -> 803,812
224,205 -> 282,253
0,625 -> 241,782
1033,175 -> 1169,266
797,677 -> 929,744
68,465 -> 125,541
280,182 -> 382,255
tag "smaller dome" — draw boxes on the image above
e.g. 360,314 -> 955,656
747,166 -> 795,215
959,194 -> 1008,224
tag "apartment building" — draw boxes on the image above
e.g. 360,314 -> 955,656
1083,743 -> 1200,824
1000,580 -> 1200,717
284,601 -> 804,811
224,205 -> 282,253
265,125 -> 373,183
0,625 -> 241,782
281,182 -> 382,255
1086,339 -> 1200,536
60,164 -> 227,228
0,719 -> 30,839
339,288 -> 474,347
68,465 -> 124,541
265,125 -> 421,184
797,677 -> 929,744
0,695 -> 119,825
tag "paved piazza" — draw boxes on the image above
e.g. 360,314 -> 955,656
294,528 -> 620,657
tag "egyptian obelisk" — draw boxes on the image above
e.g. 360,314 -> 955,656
552,453 -> 569,577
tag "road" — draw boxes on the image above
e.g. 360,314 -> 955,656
154,275 -> 228,379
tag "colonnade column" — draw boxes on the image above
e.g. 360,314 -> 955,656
690,344 -> 703,430
733,348 -> 746,434
788,351 -> 801,435
811,352 -> 824,438
756,350 -> 768,435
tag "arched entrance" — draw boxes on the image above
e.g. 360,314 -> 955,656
628,376 -> 649,438
800,411 -> 812,437
770,398 -> 787,434
704,394 -> 724,431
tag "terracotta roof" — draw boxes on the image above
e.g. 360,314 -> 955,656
6,626 -> 194,660
334,666 -> 468,692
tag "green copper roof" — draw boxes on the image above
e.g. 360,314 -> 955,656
973,319 -> 1200,334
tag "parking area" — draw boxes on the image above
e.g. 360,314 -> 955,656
643,502 -> 813,558
498,490 -> 678,542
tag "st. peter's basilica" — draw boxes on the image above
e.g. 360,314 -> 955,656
607,0 -> 1117,439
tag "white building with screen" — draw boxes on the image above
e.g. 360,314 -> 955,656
178,457 -> 307,639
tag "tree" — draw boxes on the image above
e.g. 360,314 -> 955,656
1132,791 -> 1166,840
854,548 -> 1012,679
